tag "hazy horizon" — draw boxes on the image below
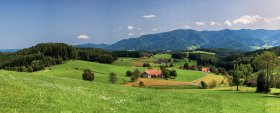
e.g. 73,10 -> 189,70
1,0 -> 280,49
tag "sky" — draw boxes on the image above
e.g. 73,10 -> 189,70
1,0 -> 280,49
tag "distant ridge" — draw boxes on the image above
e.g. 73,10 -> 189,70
0,49 -> 19,52
75,43 -> 108,49
76,29 -> 280,51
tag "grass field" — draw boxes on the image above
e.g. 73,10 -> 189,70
1,60 -> 280,112
112,57 -> 157,67
173,69 -> 206,82
1,69 -> 280,112
153,54 -> 172,59
193,73 -> 228,84
34,60 -> 146,84
33,60 -> 204,85
187,51 -> 216,55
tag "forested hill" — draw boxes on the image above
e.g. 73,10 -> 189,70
77,29 -> 280,51
218,46 -> 280,71
0,43 -> 117,72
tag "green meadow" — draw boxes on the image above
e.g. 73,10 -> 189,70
1,60 -> 280,112
153,54 -> 172,59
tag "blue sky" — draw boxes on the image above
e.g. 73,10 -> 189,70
1,0 -> 280,49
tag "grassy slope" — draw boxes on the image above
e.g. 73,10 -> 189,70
112,57 -> 157,67
185,51 -> 216,55
153,54 -> 171,59
1,70 -> 280,112
113,57 -> 196,69
192,73 -> 228,85
173,69 -> 206,82
34,60 -> 146,84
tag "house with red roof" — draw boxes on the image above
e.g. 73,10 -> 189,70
143,69 -> 163,78
201,67 -> 210,72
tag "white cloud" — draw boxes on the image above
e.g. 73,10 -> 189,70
184,25 -> 191,29
233,15 -> 262,24
127,25 -> 134,30
77,35 -> 89,39
139,32 -> 145,35
137,28 -> 142,30
152,28 -> 158,31
128,33 -> 135,36
196,22 -> 206,26
210,22 -> 216,25
224,20 -> 232,26
263,16 -> 280,23
143,14 -> 157,19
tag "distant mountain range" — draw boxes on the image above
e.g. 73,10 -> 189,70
76,29 -> 280,51
0,49 -> 19,52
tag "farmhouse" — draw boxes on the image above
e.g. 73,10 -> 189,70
201,67 -> 210,72
143,69 -> 163,78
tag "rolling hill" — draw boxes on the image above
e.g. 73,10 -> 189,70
1,60 -> 280,112
76,29 -> 280,51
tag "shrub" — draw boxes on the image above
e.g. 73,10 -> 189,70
109,72 -> 118,84
143,63 -> 151,67
200,81 -> 208,89
26,66 -> 33,72
19,66 -> 27,72
209,80 -> 217,88
126,70 -> 133,76
31,60 -> 45,71
169,63 -> 174,67
183,63 -> 189,70
170,70 -> 177,79
82,69 -> 94,81
139,81 -> 145,87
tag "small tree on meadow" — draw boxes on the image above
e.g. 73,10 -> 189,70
130,69 -> 141,82
82,69 -> 94,81
254,51 -> 280,93
109,72 -> 118,84
231,70 -> 243,91
170,70 -> 177,79
161,68 -> 170,79
200,81 -> 208,89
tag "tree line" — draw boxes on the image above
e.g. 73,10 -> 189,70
0,43 -> 118,72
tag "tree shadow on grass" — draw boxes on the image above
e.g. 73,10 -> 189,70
215,89 -> 234,92
262,95 -> 280,99
262,93 -> 280,98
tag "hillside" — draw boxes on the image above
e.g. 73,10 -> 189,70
76,29 -> 280,51
1,60 -> 280,112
